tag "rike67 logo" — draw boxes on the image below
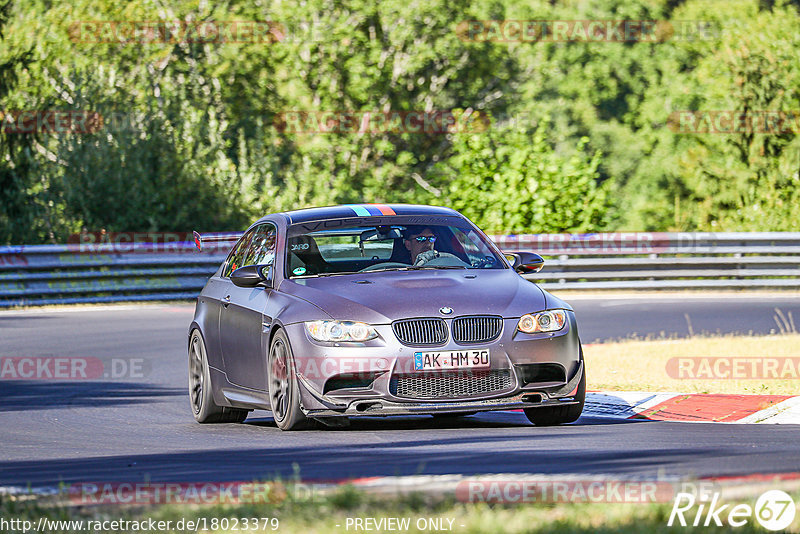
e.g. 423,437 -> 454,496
669,489 -> 796,531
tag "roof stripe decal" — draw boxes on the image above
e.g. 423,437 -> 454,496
372,204 -> 396,215
345,204 -> 397,216
346,205 -> 372,216
363,205 -> 382,216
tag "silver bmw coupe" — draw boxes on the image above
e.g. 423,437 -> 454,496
188,204 -> 585,430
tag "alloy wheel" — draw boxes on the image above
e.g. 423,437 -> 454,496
189,334 -> 205,415
269,340 -> 290,421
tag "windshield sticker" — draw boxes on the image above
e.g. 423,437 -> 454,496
292,267 -> 307,276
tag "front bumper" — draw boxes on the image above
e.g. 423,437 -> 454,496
304,363 -> 584,418
283,311 -> 583,418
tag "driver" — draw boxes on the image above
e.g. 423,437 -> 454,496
403,226 -> 440,265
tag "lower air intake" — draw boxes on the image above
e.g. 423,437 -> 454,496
390,369 -> 514,399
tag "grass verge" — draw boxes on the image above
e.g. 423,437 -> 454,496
585,333 -> 800,394
3,485 -> 797,533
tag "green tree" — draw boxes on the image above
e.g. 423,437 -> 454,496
629,0 -> 800,230
434,120 -> 610,234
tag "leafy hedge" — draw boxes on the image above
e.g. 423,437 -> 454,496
1,0 -> 798,243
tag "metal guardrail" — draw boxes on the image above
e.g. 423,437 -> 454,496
0,242 -> 226,307
498,232 -> 800,290
0,232 -> 799,307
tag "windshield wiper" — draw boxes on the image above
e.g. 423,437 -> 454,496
360,265 -> 468,273
297,271 -> 362,278
403,265 -> 467,270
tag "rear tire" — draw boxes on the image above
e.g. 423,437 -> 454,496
524,367 -> 585,427
189,330 -> 248,424
268,330 -> 311,431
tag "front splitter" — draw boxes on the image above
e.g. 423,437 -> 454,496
305,393 -> 581,418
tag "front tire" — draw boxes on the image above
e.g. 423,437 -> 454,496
268,330 -> 310,431
524,367 -> 586,427
189,330 -> 248,424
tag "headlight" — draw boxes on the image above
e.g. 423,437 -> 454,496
517,310 -> 567,333
305,320 -> 378,342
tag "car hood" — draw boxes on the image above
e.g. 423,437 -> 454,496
279,269 -> 549,324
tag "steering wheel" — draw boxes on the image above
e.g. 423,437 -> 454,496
471,255 -> 498,269
416,252 -> 470,268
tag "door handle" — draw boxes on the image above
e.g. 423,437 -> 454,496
222,295 -> 231,308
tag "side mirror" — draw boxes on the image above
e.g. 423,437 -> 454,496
505,252 -> 545,274
231,265 -> 273,288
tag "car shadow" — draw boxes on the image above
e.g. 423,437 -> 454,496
0,430 -> 748,489
0,381 -> 183,412
246,413 -> 528,431
243,410 -> 652,432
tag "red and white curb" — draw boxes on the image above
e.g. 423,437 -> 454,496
583,391 -> 800,424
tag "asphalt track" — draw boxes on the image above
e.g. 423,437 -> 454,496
1,294 -> 799,489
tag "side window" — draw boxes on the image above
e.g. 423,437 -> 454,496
222,228 -> 256,278
243,224 -> 277,267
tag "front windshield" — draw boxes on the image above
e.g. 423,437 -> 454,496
286,219 -> 506,278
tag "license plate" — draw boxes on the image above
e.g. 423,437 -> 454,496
413,350 -> 490,371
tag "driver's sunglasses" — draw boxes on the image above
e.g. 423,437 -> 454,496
412,236 -> 437,243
